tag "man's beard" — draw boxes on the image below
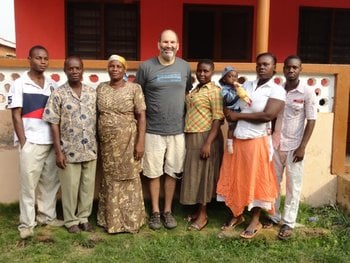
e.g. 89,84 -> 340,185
160,48 -> 176,61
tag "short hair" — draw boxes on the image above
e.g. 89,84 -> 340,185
197,59 -> 215,71
158,29 -> 179,43
284,55 -> 302,66
28,45 -> 48,57
64,55 -> 83,70
256,52 -> 277,65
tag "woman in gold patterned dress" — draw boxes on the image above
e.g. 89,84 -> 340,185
97,55 -> 146,233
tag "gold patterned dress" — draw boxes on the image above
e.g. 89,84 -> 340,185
97,81 -> 146,233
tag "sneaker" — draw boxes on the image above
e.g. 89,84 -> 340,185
19,228 -> 34,239
162,211 -> 177,229
37,218 -> 64,227
149,212 -> 162,230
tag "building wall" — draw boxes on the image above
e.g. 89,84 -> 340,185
0,46 -> 16,58
13,0 -> 350,61
139,0 -> 257,60
0,60 -> 346,207
0,110 -> 336,206
268,0 -> 350,61
14,0 -> 65,59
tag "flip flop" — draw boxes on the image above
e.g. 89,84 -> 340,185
184,214 -> 198,223
278,224 -> 293,240
221,216 -> 245,231
240,223 -> 262,239
187,220 -> 208,231
262,218 -> 278,229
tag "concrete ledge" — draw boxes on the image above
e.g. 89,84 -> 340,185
337,173 -> 350,214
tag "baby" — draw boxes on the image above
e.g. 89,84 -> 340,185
219,66 -> 251,154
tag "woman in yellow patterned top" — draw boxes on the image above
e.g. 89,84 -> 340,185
96,54 -> 146,234
180,59 -> 224,231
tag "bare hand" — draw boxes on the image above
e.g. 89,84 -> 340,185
224,108 -> 239,122
293,146 -> 305,163
56,152 -> 67,169
223,108 -> 232,122
200,143 -> 211,159
134,142 -> 144,161
20,140 -> 26,149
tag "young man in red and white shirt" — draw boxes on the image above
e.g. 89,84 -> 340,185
269,55 -> 317,240
8,45 -> 62,239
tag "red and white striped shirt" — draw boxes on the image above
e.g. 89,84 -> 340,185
272,82 -> 317,151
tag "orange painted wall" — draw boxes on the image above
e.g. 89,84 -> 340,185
14,0 -> 65,59
13,0 -> 350,61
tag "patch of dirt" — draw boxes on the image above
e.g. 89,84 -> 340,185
297,227 -> 331,237
215,225 -> 330,241
77,234 -> 105,249
88,234 -> 105,244
15,239 -> 30,248
36,228 -> 55,244
37,235 -> 55,244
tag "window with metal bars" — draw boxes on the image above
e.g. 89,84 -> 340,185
298,7 -> 350,64
183,4 -> 253,62
66,1 -> 139,60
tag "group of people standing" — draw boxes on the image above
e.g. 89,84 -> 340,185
8,29 -> 316,241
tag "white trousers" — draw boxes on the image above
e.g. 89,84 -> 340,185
18,142 -> 60,230
270,148 -> 304,228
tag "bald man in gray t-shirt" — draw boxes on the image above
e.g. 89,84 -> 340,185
135,29 -> 192,230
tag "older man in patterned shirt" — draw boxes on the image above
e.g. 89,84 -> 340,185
43,56 -> 97,233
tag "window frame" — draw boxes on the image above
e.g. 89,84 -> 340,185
65,0 -> 140,60
182,4 -> 254,62
298,6 -> 350,64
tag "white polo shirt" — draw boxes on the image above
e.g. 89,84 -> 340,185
7,71 -> 57,144
234,78 -> 286,139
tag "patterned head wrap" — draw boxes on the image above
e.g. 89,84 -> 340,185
108,54 -> 127,70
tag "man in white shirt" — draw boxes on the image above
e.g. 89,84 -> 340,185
268,55 -> 317,240
8,45 -> 62,239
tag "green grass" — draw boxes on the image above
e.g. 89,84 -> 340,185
0,200 -> 349,263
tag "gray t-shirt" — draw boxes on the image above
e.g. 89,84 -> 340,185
135,57 -> 192,135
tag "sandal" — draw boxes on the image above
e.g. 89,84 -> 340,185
221,216 -> 245,231
240,223 -> 262,239
278,224 -> 293,240
187,219 -> 208,231
184,214 -> 198,223
263,218 -> 278,229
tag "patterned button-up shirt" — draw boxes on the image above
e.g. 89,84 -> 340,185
185,81 -> 224,132
272,82 -> 317,151
43,82 -> 97,163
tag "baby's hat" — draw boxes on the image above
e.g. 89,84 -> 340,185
219,66 -> 235,85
